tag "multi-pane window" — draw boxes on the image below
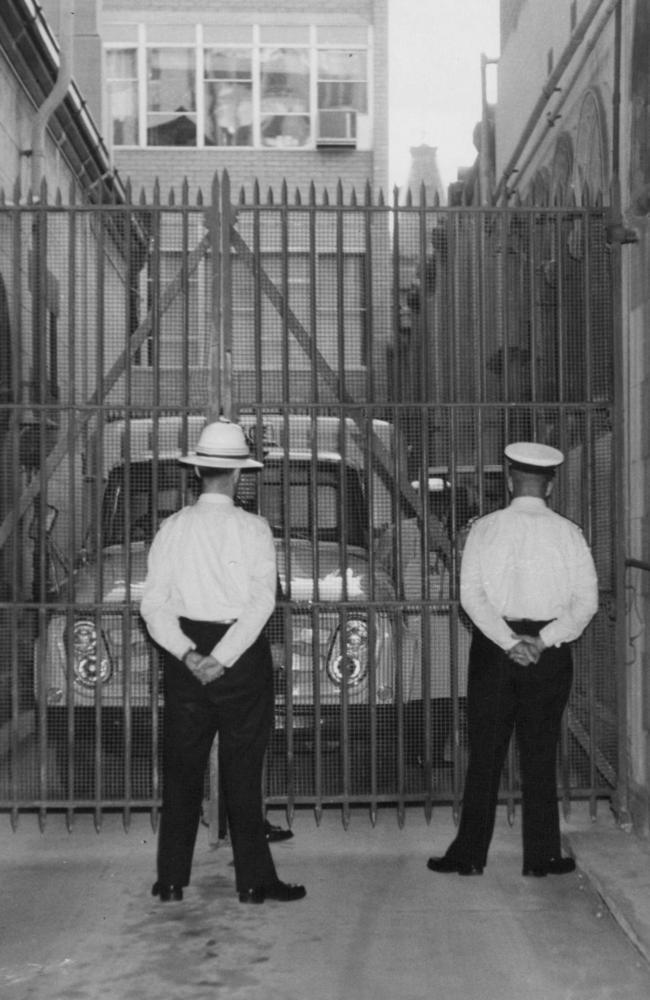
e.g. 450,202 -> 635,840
106,25 -> 369,149
231,253 -> 367,370
204,48 -> 253,146
318,50 -> 368,143
260,48 -> 310,147
147,48 -> 197,146
106,49 -> 139,146
136,254 -> 203,368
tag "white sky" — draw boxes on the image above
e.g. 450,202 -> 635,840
388,0 -> 500,193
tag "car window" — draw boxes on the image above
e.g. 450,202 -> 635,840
240,458 -> 367,546
101,460 -> 194,546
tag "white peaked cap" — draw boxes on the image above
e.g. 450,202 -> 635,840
504,441 -> 565,469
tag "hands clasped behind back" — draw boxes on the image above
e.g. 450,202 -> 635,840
507,635 -> 545,667
184,650 -> 227,684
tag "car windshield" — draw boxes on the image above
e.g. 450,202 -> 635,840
240,458 -> 368,547
100,456 -> 368,549
100,460 -> 197,546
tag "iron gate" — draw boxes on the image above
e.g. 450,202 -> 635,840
0,173 -> 620,827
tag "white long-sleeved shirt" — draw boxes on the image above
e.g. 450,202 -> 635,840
140,493 -> 277,667
460,496 -> 599,652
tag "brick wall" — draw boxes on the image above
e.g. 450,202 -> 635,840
115,149 -> 378,202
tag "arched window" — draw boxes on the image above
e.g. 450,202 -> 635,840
530,167 -> 551,205
551,132 -> 574,204
575,90 -> 607,204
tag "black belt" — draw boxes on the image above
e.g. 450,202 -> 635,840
505,618 -> 554,636
181,617 -> 236,626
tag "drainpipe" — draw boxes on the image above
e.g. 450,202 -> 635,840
28,3 -> 74,602
30,2 -> 75,195
493,0 -> 618,203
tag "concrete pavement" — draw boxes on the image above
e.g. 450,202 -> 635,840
1,800 -> 650,1000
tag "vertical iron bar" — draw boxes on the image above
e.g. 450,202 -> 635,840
279,183 -> 290,407
527,211 -> 538,404
363,182 -> 374,402
252,180 -> 263,407
420,404 -> 433,821
33,187 -> 48,830
391,187 -> 402,406
221,171 -> 233,418
556,211 -> 566,402
308,183 -> 319,405
207,171 -> 222,420
65,189 -> 78,829
9,186 -> 22,827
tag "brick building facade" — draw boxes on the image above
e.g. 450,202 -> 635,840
101,0 -> 389,201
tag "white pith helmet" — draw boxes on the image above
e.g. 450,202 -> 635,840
178,418 -> 263,469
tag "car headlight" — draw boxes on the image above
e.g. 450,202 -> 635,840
67,618 -> 112,687
326,617 -> 368,688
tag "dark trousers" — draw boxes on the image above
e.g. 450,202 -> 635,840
157,619 -> 277,893
445,621 -> 573,870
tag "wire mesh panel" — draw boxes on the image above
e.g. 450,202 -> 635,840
0,175 -> 618,826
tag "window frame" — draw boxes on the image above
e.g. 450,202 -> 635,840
105,24 -> 370,151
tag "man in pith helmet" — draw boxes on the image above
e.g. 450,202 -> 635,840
141,417 -> 306,904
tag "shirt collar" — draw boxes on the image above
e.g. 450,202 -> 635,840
510,496 -> 548,511
197,493 -> 234,508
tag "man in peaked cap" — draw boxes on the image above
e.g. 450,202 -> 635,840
427,441 -> 598,878
141,418 -> 306,904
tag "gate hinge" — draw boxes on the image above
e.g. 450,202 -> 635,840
606,222 -> 639,246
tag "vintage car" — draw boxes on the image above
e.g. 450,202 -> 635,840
35,413 -> 407,783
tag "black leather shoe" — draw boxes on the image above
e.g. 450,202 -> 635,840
265,880 -> 306,901
152,881 -> 183,901
427,856 -> 483,876
239,880 -> 306,904
523,857 -> 576,877
238,888 -> 266,904
264,820 -> 294,843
